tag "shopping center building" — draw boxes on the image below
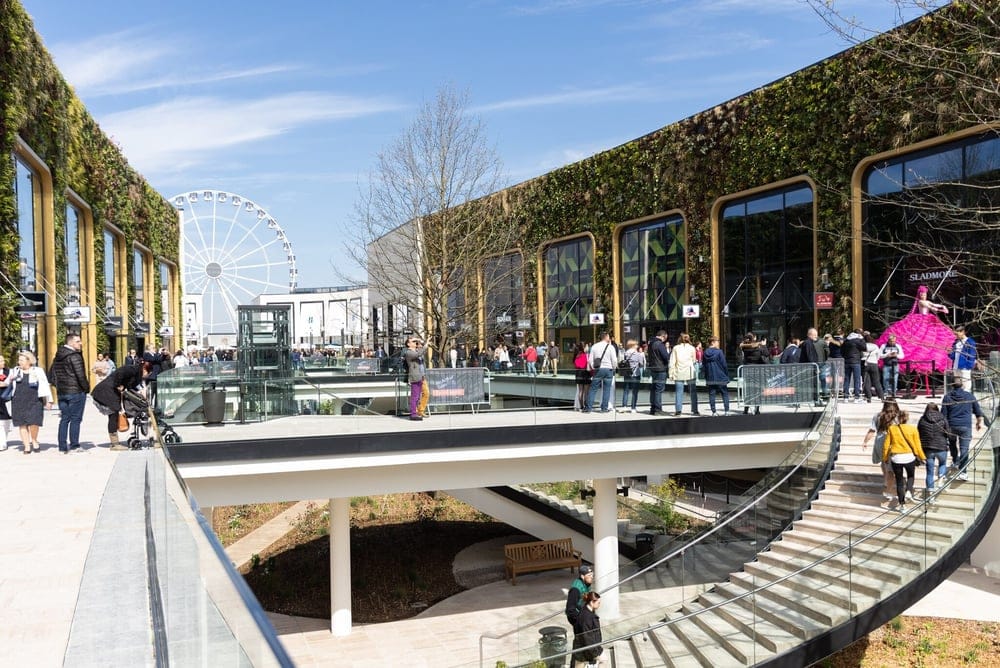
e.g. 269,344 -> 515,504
406,3 -> 1000,357
1,3 -> 182,367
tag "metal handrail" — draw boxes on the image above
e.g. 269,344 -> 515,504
512,402 -> 998,668
476,397 -> 838,666
488,373 -> 998,668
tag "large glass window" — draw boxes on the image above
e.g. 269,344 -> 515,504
104,229 -> 119,318
15,157 -> 38,290
159,262 -> 173,326
619,214 -> 685,342
862,132 -> 1000,335
483,253 -> 523,342
543,237 -> 594,347
720,183 -> 814,355
65,203 -> 83,304
134,248 -> 147,324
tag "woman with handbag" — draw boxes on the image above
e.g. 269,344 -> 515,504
92,362 -> 151,451
863,398 -> 903,505
882,410 -> 927,514
0,354 -> 12,451
7,351 -> 53,454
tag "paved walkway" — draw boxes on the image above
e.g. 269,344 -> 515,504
1,398 -> 998,667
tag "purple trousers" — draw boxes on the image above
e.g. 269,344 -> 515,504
409,381 -> 422,416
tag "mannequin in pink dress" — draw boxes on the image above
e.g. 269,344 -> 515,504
877,285 -> 953,374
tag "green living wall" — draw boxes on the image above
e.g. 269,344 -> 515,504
488,2 -> 997,344
0,0 -> 179,356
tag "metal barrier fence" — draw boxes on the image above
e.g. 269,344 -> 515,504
425,368 -> 488,410
738,362 -> 830,408
344,358 -> 379,375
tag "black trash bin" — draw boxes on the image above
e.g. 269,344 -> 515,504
202,382 -> 226,425
538,625 -> 567,668
636,532 -> 655,566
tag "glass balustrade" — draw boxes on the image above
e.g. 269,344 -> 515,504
147,428 -> 294,666
471,370 -> 998,668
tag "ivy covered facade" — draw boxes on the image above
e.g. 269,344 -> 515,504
1,1 -> 181,369
474,3 -> 999,358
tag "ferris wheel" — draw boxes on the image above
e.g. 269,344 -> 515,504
172,190 -> 297,337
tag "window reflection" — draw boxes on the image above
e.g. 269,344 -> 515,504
66,204 -> 82,304
720,184 -> 814,356
619,215 -> 685,341
15,157 -> 37,290
134,249 -> 146,322
484,253 -> 523,340
104,230 -> 118,317
544,237 -> 594,342
862,132 -> 1000,334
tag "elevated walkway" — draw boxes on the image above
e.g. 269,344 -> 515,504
2,389 -> 996,666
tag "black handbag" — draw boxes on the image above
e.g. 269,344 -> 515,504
0,384 -> 12,402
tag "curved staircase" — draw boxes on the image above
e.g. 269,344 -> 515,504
607,397 -> 998,667
479,388 -> 999,668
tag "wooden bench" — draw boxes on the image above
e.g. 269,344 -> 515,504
503,538 -> 582,585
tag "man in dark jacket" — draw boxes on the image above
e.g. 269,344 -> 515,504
646,331 -> 671,415
702,336 -> 730,415
941,380 -> 985,481
50,333 -> 89,453
842,330 -> 866,403
565,564 -> 594,626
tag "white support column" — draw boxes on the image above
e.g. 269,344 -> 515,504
330,497 -> 352,636
592,477 -> 620,618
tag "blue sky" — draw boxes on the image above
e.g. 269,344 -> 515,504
21,0 -> 935,291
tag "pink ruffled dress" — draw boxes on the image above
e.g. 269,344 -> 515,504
876,300 -> 953,374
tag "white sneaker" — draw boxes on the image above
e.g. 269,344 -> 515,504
630,408 -> 637,413
958,472 -> 969,481
905,490 -> 914,501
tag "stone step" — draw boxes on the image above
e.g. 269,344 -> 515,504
740,563 -> 877,613
754,550 -> 886,598
660,615 -> 745,667
776,530 -> 926,571
793,518 -> 953,555
766,541 -> 910,584
681,601 -> 778,666
697,590 -> 802,653
715,582 -> 830,640
627,630 -> 665,668
610,640 -> 639,668
728,571 -> 854,625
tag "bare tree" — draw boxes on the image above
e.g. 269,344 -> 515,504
807,1 -> 1000,341
350,85 -> 516,362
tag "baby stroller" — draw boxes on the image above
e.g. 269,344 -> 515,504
121,390 -> 151,449
122,389 -> 181,449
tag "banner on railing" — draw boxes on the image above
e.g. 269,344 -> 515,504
426,368 -> 487,406
739,363 -> 820,407
345,358 -> 378,375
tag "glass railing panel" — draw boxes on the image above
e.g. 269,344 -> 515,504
152,442 -> 293,666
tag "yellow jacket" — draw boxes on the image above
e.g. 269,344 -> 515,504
883,423 -> 926,462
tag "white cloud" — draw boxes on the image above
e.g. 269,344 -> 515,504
102,93 -> 402,176
507,0 -> 658,16
473,84 -> 655,113
47,30 -> 369,98
647,31 -> 774,63
48,30 -> 171,94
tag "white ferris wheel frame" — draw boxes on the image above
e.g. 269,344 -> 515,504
171,189 -> 298,336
